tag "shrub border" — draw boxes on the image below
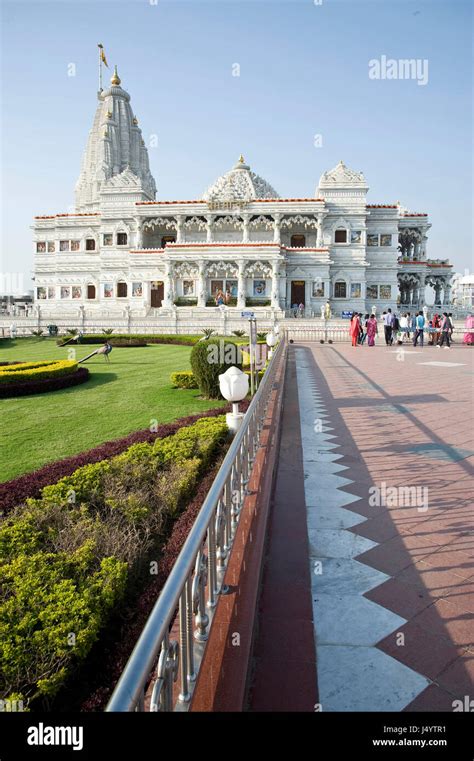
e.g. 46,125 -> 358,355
0,367 -> 89,400
0,402 -> 248,515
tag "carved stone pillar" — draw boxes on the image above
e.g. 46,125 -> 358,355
237,260 -> 246,309
443,283 -> 451,305
136,219 -> 143,249
206,215 -> 214,243
198,261 -> 206,307
434,281 -> 442,305
163,262 -> 174,307
242,214 -> 250,243
317,215 -> 324,247
273,213 -> 281,244
271,261 -> 280,309
176,215 -> 184,243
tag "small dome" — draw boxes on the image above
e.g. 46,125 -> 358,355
202,156 -> 279,201
319,160 -> 366,187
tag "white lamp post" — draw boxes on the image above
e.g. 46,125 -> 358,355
266,330 -> 278,358
219,366 -> 249,433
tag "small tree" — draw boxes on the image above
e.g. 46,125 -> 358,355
190,339 -> 243,399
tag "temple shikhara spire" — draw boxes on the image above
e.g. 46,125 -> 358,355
75,64 -> 156,212
32,58 -> 453,320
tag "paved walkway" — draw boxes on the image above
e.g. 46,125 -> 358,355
249,342 -> 474,711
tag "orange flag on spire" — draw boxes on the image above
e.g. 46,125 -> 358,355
98,44 -> 109,67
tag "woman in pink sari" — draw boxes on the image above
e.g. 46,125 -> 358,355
463,315 -> 474,345
349,313 -> 360,347
367,314 -> 378,346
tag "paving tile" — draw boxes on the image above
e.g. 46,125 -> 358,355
403,684 -> 461,712
377,620 -> 466,679
410,598 -> 474,649
313,594 -> 405,646
316,645 -> 430,712
364,578 -> 435,619
436,650 -> 474,696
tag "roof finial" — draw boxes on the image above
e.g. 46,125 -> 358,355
238,154 -> 245,164
111,65 -> 121,86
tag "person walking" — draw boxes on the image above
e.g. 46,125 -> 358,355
367,314 -> 378,346
400,313 -> 408,342
383,309 -> 393,346
349,312 -> 360,347
360,313 -> 369,344
463,314 -> 474,345
438,312 -> 451,348
413,311 -> 425,347
431,313 -> 439,345
448,312 -> 455,343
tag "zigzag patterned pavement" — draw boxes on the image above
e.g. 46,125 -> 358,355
295,343 -> 474,712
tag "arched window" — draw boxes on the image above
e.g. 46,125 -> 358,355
290,234 -> 306,248
117,232 -> 128,246
334,280 -> 347,298
87,284 -> 96,300
334,228 -> 347,243
117,282 -> 128,298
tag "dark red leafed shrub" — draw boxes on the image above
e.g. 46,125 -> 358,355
0,401 -> 249,515
0,367 -> 89,399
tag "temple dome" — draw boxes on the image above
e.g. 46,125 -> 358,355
202,156 -> 279,202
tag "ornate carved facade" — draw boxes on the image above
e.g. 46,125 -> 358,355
33,69 -> 453,317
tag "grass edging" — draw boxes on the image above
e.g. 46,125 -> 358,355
0,403 -> 248,515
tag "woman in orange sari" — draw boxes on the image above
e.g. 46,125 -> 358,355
349,313 -> 360,347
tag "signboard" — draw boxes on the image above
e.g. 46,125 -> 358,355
241,310 -> 255,319
341,310 -> 353,319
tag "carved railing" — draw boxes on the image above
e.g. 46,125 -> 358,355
106,335 -> 287,712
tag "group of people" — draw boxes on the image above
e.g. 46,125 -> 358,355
349,313 -> 378,346
214,289 -> 233,306
292,303 -> 305,318
349,309 -> 462,349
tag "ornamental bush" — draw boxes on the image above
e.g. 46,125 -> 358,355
0,360 -> 77,384
170,371 -> 198,389
0,367 -> 89,399
0,415 -> 228,705
190,339 -> 243,399
60,334 -> 201,347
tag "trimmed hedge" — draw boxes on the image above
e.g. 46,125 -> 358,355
0,416 -> 228,705
170,371 -> 198,389
245,298 -> 271,307
190,339 -> 243,399
174,298 -> 198,307
59,334 -> 201,347
0,367 -> 89,399
0,405 -> 250,516
104,338 -> 147,347
0,359 -> 77,384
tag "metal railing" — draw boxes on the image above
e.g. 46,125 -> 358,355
106,335 -> 287,712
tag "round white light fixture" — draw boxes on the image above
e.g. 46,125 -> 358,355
218,366 -> 249,433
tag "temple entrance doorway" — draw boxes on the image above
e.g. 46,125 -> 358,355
151,281 -> 164,307
291,280 -> 305,306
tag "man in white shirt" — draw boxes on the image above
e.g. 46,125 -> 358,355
383,309 -> 393,346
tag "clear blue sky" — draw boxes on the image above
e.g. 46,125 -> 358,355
1,0 -> 472,289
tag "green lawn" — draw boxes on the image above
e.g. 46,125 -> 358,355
0,338 -> 226,482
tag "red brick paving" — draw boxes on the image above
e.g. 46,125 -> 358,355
299,343 -> 474,709
248,349 -> 317,711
